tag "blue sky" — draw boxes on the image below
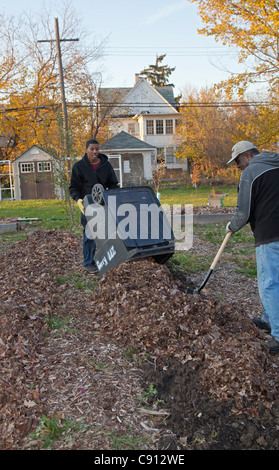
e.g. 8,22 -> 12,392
1,0 -> 244,95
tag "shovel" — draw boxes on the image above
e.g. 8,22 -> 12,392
194,231 -> 232,294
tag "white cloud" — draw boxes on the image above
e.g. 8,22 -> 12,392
142,1 -> 186,25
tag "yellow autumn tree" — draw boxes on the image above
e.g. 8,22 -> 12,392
175,84 -> 276,178
189,0 -> 279,96
176,85 -> 238,172
191,160 -> 201,192
0,4 -> 108,161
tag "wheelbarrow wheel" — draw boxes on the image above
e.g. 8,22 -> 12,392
92,184 -> 104,205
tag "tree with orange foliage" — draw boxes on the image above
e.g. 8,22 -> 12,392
175,83 -> 279,176
191,160 -> 201,193
189,0 -> 279,96
0,4 -> 108,161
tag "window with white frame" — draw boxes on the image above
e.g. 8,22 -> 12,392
146,120 -> 154,135
156,119 -> 164,134
20,162 -> 35,173
128,123 -> 136,136
38,161 -> 52,172
151,152 -> 156,167
157,147 -> 165,163
166,119 -> 174,134
165,147 -> 176,164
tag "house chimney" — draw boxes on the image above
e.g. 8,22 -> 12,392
135,73 -> 140,84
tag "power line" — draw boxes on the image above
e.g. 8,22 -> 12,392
2,105 -> 56,113
102,46 -> 238,57
2,101 -> 278,115
68,100 -> 279,108
103,53 -> 236,57
104,46 -> 235,51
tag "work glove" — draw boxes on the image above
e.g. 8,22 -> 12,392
77,198 -> 85,215
226,222 -> 233,233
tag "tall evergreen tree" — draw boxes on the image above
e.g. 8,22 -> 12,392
139,54 -> 175,87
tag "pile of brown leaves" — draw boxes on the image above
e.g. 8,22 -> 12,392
92,258 -> 279,413
0,231 -> 82,447
1,231 -> 163,450
1,229 -> 279,450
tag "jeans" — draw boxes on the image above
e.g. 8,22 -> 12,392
256,241 -> 279,341
81,214 -> 96,267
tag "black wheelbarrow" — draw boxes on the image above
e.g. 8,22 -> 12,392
83,185 -> 175,277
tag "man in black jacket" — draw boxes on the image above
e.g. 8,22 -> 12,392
226,141 -> 279,355
69,138 -> 118,273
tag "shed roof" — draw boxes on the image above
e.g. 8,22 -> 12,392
100,131 -> 156,150
12,145 -> 55,162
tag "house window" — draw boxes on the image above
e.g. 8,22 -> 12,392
20,162 -> 35,173
151,152 -> 156,167
156,119 -> 164,135
157,147 -> 165,164
166,119 -> 173,134
123,160 -> 131,173
146,120 -> 154,135
38,161 -> 52,172
128,123 -> 136,136
165,147 -> 176,164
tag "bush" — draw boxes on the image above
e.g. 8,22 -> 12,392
199,167 -> 240,186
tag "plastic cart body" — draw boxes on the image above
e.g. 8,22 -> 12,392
83,186 -> 175,277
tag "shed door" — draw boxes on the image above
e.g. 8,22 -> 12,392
19,161 -> 55,199
122,153 -> 144,186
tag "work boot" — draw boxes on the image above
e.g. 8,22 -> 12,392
252,317 -> 271,333
265,339 -> 279,355
84,264 -> 98,273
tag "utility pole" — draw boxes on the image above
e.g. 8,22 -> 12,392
38,18 -> 79,154
55,17 -> 69,138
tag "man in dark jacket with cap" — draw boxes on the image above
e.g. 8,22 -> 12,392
226,140 -> 279,355
69,138 -> 118,273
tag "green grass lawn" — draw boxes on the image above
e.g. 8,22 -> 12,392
0,184 -> 238,228
0,184 -> 238,250
0,199 -> 81,230
159,184 -> 237,207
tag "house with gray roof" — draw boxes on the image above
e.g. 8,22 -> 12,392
100,75 -> 187,174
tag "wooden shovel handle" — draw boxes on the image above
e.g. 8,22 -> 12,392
210,231 -> 232,270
